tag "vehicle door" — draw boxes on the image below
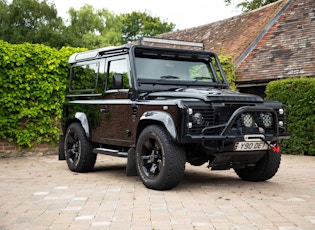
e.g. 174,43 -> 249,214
96,55 -> 134,147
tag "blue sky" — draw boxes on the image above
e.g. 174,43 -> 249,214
51,0 -> 241,30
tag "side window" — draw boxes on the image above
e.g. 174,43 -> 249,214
70,62 -> 99,92
107,58 -> 131,90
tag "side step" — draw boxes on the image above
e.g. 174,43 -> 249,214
93,148 -> 128,158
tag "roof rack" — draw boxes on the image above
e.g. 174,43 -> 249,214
139,37 -> 204,50
68,45 -> 127,63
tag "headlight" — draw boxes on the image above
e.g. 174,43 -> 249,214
193,113 -> 203,125
260,112 -> 273,128
241,113 -> 254,128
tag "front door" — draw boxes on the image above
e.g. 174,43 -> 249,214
93,55 -> 134,147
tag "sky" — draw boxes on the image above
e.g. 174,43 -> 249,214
50,0 -> 242,30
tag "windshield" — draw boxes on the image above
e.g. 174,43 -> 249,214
135,57 -> 219,83
132,46 -> 229,92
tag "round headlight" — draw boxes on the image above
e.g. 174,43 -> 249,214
260,112 -> 273,128
241,113 -> 254,128
193,113 -> 203,125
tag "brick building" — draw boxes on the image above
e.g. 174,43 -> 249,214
158,0 -> 315,97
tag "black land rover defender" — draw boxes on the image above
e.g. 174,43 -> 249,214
59,37 -> 289,190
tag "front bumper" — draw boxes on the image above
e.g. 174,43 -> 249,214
183,105 -> 290,146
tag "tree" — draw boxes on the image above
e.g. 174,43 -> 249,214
0,1 -> 175,49
0,0 -> 8,37
1,0 -> 66,48
65,6 -> 175,48
64,5 -> 124,49
120,11 -> 175,43
225,0 -> 278,12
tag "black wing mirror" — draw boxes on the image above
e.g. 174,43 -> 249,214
112,73 -> 123,89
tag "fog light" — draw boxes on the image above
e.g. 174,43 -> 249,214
261,112 -> 272,128
241,113 -> 254,128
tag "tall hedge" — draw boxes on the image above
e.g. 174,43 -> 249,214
265,78 -> 315,155
0,40 -> 85,147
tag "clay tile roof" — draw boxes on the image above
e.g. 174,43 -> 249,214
158,0 -> 288,62
236,0 -> 315,83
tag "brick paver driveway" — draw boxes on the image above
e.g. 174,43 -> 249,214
0,154 -> 315,230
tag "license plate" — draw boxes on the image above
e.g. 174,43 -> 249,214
234,142 -> 268,151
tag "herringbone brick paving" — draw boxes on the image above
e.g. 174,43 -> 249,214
0,154 -> 314,229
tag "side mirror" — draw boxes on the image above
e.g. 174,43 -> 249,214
112,73 -> 123,89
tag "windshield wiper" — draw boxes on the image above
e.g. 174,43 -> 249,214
140,87 -> 185,99
160,75 -> 180,79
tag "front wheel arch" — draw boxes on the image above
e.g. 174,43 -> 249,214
139,111 -> 177,140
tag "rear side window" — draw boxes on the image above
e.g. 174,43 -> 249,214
70,62 -> 99,92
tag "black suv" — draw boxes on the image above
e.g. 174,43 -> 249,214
59,37 -> 289,190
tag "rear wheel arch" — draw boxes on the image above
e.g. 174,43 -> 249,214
75,112 -> 90,138
64,122 -> 96,172
64,112 -> 91,139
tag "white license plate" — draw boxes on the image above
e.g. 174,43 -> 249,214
234,142 -> 268,151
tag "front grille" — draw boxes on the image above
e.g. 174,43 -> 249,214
215,104 -> 245,124
186,102 -> 278,136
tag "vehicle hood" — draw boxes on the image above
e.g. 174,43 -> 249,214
146,88 -> 264,103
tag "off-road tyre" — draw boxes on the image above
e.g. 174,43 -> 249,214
136,125 -> 186,190
64,122 -> 96,172
234,149 -> 281,182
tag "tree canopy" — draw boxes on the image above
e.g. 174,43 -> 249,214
0,0 -> 175,49
225,0 -> 278,12
1,0 -> 65,47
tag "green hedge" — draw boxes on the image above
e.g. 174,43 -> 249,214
0,40 -> 85,147
265,77 -> 315,155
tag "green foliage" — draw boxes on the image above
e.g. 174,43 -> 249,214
265,78 -> 315,155
225,0 -> 278,12
64,5 -> 117,49
0,40 -> 85,147
120,11 -> 175,43
0,1 -> 176,49
1,0 -> 65,48
219,54 -> 237,90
